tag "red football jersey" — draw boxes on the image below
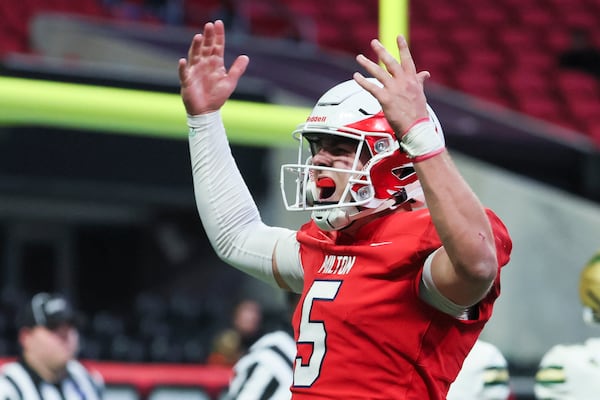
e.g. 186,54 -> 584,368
290,209 -> 512,400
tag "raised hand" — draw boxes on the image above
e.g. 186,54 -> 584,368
178,20 -> 249,115
353,36 -> 430,136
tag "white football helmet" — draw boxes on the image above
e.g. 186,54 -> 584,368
280,78 -> 445,231
580,249 -> 600,325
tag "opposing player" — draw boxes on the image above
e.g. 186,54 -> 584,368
179,20 -> 512,399
447,339 -> 512,400
534,249 -> 600,399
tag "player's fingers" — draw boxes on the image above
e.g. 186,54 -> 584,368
355,53 -> 388,84
200,22 -> 215,58
187,34 -> 202,64
370,39 -> 402,77
416,71 -> 430,87
177,58 -> 188,83
353,71 -> 382,97
228,55 -> 250,83
397,35 -> 417,75
213,20 -> 225,58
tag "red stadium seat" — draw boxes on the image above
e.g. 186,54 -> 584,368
517,8 -> 556,29
465,49 -> 505,72
556,71 -> 600,100
454,68 -> 513,107
566,99 -> 600,121
469,6 -> 511,26
446,26 -> 490,50
516,96 -> 569,127
505,69 -> 553,97
510,49 -> 556,73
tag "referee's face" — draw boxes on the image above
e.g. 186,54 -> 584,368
22,323 -> 79,372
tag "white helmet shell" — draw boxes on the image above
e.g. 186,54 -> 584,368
280,78 -> 444,231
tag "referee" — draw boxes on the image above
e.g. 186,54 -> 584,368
225,293 -> 299,400
0,292 -> 104,400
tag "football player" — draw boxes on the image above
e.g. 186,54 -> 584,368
534,249 -> 600,399
179,20 -> 512,399
448,339 -> 512,400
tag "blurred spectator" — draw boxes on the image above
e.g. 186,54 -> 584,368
210,0 -> 250,35
558,28 -> 600,79
145,0 -> 184,25
231,298 -> 264,352
206,328 -> 242,367
0,292 -> 104,399
226,292 -> 300,400
206,298 -> 264,367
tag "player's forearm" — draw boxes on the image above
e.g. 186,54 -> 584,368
415,151 -> 497,280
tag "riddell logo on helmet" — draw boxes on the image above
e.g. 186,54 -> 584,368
306,116 -> 327,123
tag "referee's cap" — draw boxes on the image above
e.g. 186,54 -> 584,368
18,292 -> 81,330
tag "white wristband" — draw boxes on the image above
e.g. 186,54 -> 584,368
400,118 -> 445,162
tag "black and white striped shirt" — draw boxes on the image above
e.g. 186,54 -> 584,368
226,331 -> 296,400
0,359 -> 104,400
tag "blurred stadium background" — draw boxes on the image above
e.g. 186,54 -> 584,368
0,0 -> 599,399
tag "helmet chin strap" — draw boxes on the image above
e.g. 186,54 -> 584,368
311,197 -> 400,231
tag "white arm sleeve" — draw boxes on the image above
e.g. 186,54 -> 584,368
188,112 -> 303,290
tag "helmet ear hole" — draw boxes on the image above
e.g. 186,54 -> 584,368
392,166 -> 416,180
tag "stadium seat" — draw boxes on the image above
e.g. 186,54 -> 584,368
505,69 -> 554,97
565,97 -> 600,122
446,26 -> 490,50
469,6 -> 511,26
556,70 -> 599,92
517,8 -> 555,29
515,96 -> 568,127
510,49 -> 555,73
498,29 -> 539,50
411,47 -> 457,86
465,49 -> 505,72
454,68 -> 513,107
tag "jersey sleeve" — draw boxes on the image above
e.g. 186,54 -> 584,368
273,231 -> 304,293
486,209 -> 512,268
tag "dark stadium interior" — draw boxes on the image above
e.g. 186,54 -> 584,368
1,0 -> 599,399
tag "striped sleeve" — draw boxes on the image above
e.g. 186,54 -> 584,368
66,361 -> 104,400
0,363 -> 39,400
227,331 -> 296,400
0,373 -> 22,400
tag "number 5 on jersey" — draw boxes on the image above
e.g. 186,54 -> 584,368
294,280 -> 342,387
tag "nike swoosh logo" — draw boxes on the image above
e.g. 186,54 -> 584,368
370,241 -> 393,247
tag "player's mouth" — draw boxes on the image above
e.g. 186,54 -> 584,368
317,177 -> 336,200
